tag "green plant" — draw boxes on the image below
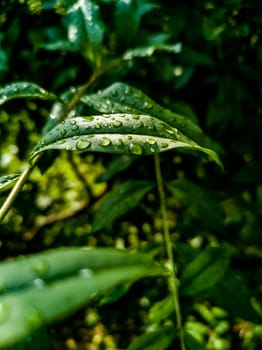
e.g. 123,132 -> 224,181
1,1 -> 261,349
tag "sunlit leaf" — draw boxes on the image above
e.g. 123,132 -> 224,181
127,325 -> 176,350
180,245 -> 233,296
0,174 -> 20,193
0,82 -> 57,106
92,180 -> 154,232
30,114 -> 222,167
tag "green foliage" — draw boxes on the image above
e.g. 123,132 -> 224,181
0,0 -> 261,349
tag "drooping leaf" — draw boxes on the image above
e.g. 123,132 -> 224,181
0,82 -> 57,106
30,114 -> 222,167
0,247 -> 164,348
0,247 -> 154,293
92,180 -> 154,232
0,174 -> 20,194
127,325 -> 176,350
180,245 -> 233,296
81,82 -> 204,144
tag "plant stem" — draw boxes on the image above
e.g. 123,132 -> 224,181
154,154 -> 186,350
0,155 -> 40,221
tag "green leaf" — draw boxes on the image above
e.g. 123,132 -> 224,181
185,332 -> 206,350
180,245 -> 233,296
0,248 -> 164,348
96,155 -> 137,182
92,180 -> 154,232
30,114 -> 222,167
148,295 -> 173,324
207,269 -> 261,322
127,325 -> 176,350
123,43 -> 182,60
115,0 -> 158,43
81,82 -> 203,144
0,247 -> 154,292
0,82 -> 57,106
67,0 -> 105,64
0,174 -> 20,193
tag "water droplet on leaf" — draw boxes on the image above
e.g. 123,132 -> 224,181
0,302 -> 10,323
146,138 -> 156,145
71,124 -> 79,131
79,268 -> 93,278
113,120 -> 122,127
99,137 -> 111,147
129,143 -> 143,155
76,139 -> 91,150
60,129 -> 67,136
33,259 -> 49,276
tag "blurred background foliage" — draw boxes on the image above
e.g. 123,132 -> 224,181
0,0 -> 262,349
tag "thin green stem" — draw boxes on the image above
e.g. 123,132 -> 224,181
0,155 -> 40,221
154,154 -> 186,350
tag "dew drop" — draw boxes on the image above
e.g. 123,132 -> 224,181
33,259 -> 49,276
76,139 -> 91,150
69,119 -> 77,125
0,302 -> 10,324
60,129 -> 67,136
116,139 -> 124,147
95,123 -> 101,129
113,120 -> 123,127
32,278 -> 45,288
79,268 -> 93,278
146,138 -> 156,145
99,137 -> 111,147
161,143 -> 168,148
144,101 -> 152,109
27,308 -> 43,329
120,96 -> 126,103
129,143 -> 143,155
58,139 -> 66,144
132,115 -> 140,120
72,135 -> 79,140
150,147 -> 156,153
127,135 -> 133,140
71,124 -> 79,131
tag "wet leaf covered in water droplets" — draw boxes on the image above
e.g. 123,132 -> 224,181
81,81 -> 204,144
30,114 -> 222,167
0,82 -> 57,106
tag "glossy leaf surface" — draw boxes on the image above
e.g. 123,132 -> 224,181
30,114 -> 221,167
81,82 -> 203,143
0,82 -> 56,106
